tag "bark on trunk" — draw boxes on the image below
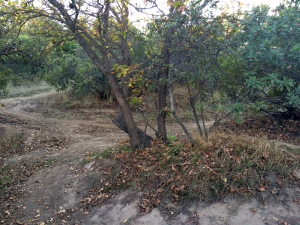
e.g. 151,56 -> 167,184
113,110 -> 153,148
47,0 -> 142,148
157,34 -> 171,140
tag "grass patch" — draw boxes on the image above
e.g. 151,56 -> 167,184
0,132 -> 24,157
81,131 -> 300,213
5,81 -> 53,98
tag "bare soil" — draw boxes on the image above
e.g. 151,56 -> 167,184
0,92 -> 299,225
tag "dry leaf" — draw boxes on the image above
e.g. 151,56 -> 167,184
172,194 -> 179,199
124,219 -> 128,223
271,188 -> 278,195
172,165 -> 178,171
284,222 -> 288,225
189,169 -> 194,175
257,184 -> 267,192
261,217 -> 265,221
157,188 -> 164,193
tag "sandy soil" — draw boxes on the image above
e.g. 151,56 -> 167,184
0,92 -> 299,225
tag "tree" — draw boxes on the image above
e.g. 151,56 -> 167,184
233,3 -> 300,120
1,0 -> 157,148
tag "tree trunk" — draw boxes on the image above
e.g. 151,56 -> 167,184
113,110 -> 153,148
157,34 -> 171,140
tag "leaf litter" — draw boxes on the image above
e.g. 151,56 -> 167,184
81,131 -> 300,216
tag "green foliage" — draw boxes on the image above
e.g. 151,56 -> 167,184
0,69 -> 11,97
235,4 -> 300,111
46,49 -> 111,98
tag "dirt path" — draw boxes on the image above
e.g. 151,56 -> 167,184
0,93 -> 299,225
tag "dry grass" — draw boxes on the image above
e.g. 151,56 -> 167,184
6,81 -> 53,98
44,91 -> 115,109
81,132 -> 300,212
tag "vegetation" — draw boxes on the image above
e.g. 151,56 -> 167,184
81,132 -> 300,212
1,0 -> 300,148
1,0 -> 300,214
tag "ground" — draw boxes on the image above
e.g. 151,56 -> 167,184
0,91 -> 299,225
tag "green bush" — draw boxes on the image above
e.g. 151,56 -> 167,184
46,51 -> 111,99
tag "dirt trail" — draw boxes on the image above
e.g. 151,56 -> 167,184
0,93 -> 300,225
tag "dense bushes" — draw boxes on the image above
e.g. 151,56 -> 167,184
46,48 -> 111,99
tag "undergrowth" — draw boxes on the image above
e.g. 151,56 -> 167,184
5,81 -> 53,98
0,132 -> 24,157
81,132 -> 300,214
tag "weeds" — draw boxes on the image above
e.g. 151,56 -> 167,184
5,82 -> 53,98
43,158 -> 57,166
81,131 -> 300,213
44,91 -> 115,109
0,132 -> 24,157
100,148 -> 114,159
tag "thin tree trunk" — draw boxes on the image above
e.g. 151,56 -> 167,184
168,71 -> 195,144
157,45 -> 170,140
199,91 -> 208,137
186,79 -> 203,136
190,98 -> 203,137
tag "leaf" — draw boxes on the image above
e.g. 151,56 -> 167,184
173,1 -> 184,7
261,217 -> 265,221
257,184 -> 267,192
189,169 -> 194,175
178,5 -> 186,11
172,165 -> 178,171
157,188 -> 164,193
172,193 -> 179,198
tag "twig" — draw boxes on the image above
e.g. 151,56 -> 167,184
142,98 -> 150,149
168,71 -> 195,144
137,108 -> 159,136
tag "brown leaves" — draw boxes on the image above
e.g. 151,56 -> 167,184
157,188 -> 164,193
139,192 -> 160,215
257,184 -> 267,192
220,117 -> 300,144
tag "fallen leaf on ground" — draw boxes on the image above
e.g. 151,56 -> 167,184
157,188 -> 164,193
